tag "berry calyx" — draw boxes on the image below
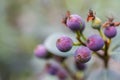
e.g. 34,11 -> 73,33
87,9 -> 102,29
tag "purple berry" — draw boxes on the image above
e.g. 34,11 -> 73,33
56,36 -> 73,52
66,14 -> 85,32
87,35 -> 104,51
46,63 -> 59,75
34,45 -> 47,57
75,61 -> 86,71
74,46 -> 91,63
104,26 -> 117,38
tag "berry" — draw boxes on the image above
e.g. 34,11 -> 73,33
56,36 -> 73,52
91,17 -> 102,29
87,35 -> 104,51
74,46 -> 91,63
66,14 -> 85,32
87,10 -> 102,29
46,63 -> 59,75
57,69 -> 67,80
75,61 -> 86,71
104,26 -> 117,38
34,45 -> 47,57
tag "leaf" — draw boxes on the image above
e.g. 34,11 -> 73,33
87,69 -> 120,80
111,52 -> 120,62
44,33 -> 78,57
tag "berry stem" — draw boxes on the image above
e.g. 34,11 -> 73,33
76,36 -> 85,46
73,42 -> 81,46
103,39 -> 111,68
93,51 -> 104,59
80,32 -> 87,41
97,28 -> 112,68
76,31 -> 86,46
63,62 -> 79,80
98,28 -> 106,40
104,41 -> 109,68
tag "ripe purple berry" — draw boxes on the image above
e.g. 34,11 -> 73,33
56,36 -> 73,52
34,45 -> 47,57
104,26 -> 117,38
66,14 -> 85,32
87,35 -> 104,51
74,46 -> 91,63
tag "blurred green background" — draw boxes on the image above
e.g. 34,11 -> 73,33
0,0 -> 120,80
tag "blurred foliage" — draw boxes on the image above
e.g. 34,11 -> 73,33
87,69 -> 120,80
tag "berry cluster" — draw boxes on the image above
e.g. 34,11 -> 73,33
56,10 -> 120,65
33,9 -> 120,80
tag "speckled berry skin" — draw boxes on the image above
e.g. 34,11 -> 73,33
66,14 -> 85,32
104,26 -> 117,38
34,45 -> 47,57
74,46 -> 91,63
87,35 -> 104,51
56,36 -> 73,52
